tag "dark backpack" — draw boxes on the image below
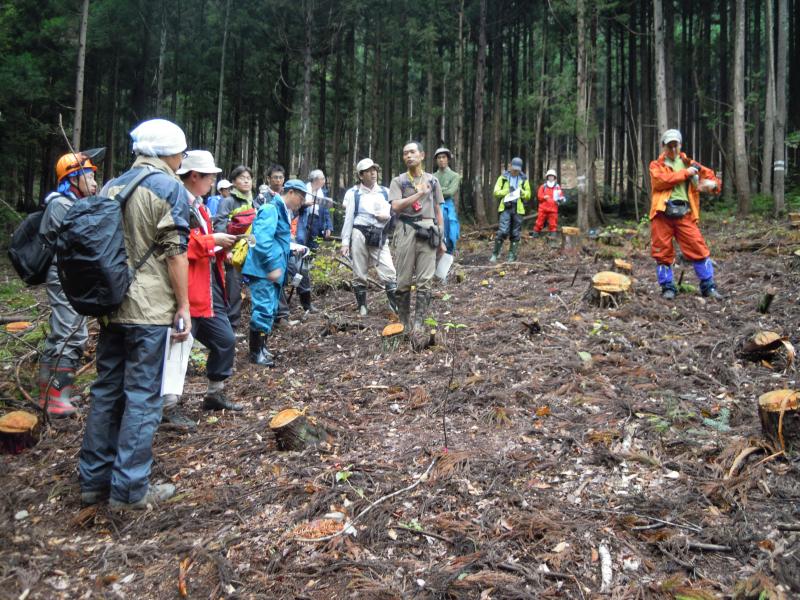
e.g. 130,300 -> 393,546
353,186 -> 396,237
8,210 -> 51,285
56,167 -> 157,317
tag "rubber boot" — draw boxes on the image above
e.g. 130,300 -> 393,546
40,365 -> 78,418
249,329 -> 274,367
413,291 -> 432,333
395,290 -> 412,332
700,279 -> 723,300
490,238 -> 503,263
354,286 -> 368,317
299,290 -> 319,314
507,240 -> 520,262
385,283 -> 398,314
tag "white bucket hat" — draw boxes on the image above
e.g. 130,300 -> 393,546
130,119 -> 187,157
356,157 -> 380,173
175,150 -> 222,175
545,169 -> 557,178
216,179 -> 233,191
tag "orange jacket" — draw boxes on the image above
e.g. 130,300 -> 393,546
649,151 -> 721,221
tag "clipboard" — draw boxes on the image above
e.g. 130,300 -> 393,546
160,328 -> 193,397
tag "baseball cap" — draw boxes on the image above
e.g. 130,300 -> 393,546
283,179 -> 307,194
661,129 -> 682,145
511,157 -> 523,169
216,179 -> 233,191
434,147 -> 452,159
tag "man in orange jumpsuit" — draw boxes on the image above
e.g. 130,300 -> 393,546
650,129 -> 722,300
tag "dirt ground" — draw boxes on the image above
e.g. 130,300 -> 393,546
2,216 -> 800,599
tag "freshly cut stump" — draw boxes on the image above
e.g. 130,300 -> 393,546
613,258 -> 633,274
0,411 -> 40,454
586,271 -> 632,307
269,408 -> 329,451
561,226 -> 581,255
382,322 -> 405,352
737,331 -> 795,366
758,389 -> 800,450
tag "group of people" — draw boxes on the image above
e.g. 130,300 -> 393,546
31,118 -> 721,511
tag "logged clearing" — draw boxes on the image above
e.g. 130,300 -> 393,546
2,217 -> 800,599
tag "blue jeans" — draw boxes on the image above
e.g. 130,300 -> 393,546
442,198 -> 461,254
79,323 -> 168,503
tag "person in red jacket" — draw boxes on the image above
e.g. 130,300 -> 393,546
532,169 -> 562,237
162,150 -> 240,431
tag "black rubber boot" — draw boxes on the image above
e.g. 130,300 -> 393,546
249,329 -> 274,367
354,286 -> 368,316
508,240 -> 520,262
385,283 -> 398,314
396,290 -> 412,331
299,291 -> 319,313
700,279 -> 723,300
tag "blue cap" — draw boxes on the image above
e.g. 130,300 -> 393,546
283,179 -> 307,194
511,157 -> 523,169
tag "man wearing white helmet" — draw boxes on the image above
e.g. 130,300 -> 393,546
532,169 -> 563,238
341,158 -> 398,316
205,179 -> 232,217
650,128 -> 722,300
79,118 -> 191,510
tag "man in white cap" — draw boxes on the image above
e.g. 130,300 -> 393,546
79,118 -> 191,510
160,150 -> 239,431
433,147 -> 462,257
341,158 -> 398,316
650,128 -> 722,300
205,179 -> 232,217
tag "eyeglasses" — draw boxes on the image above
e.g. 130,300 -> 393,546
182,151 -> 189,159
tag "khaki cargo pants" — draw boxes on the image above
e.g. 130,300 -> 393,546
391,218 -> 437,293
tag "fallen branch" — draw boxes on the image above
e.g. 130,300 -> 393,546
725,446 -> 763,479
598,542 -> 612,593
294,457 -> 438,543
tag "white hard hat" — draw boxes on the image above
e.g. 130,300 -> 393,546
434,147 -> 452,159
216,179 -> 233,191
545,169 -> 557,178
356,157 -> 380,173
175,150 -> 222,175
661,129 -> 682,145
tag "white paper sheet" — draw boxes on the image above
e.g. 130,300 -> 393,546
160,328 -> 193,397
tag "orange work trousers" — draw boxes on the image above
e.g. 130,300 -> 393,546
534,209 -> 558,233
650,212 -> 710,264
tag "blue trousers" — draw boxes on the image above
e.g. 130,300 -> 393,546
250,276 -> 281,334
442,198 -> 461,254
79,323 -> 167,503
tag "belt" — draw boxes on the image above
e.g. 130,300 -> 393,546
400,215 -> 424,223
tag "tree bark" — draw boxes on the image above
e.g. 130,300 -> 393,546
774,0 -> 788,214
576,0 -> 600,231
762,0 -> 776,196
652,0 -> 669,135
72,0 -> 90,149
299,0 -> 313,177
471,0 -> 488,226
155,4 -> 167,115
733,0 -> 751,215
214,0 -> 231,161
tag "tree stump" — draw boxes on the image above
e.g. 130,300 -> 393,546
585,271 -> 632,307
613,258 -> 633,274
560,226 -> 581,255
382,322 -> 405,352
269,408 -> 330,451
758,390 -> 800,451
736,330 -> 795,367
0,411 -> 40,455
788,213 -> 800,228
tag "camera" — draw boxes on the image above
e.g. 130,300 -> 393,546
291,272 -> 303,287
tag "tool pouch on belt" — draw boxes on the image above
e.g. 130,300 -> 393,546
664,199 -> 689,219
415,225 -> 441,248
356,225 -> 384,248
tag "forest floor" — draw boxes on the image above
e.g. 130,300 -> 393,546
2,214 -> 800,599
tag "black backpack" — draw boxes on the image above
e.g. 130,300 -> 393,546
8,209 -> 52,285
56,167 -> 157,317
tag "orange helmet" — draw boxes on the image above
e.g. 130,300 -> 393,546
55,152 -> 97,182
